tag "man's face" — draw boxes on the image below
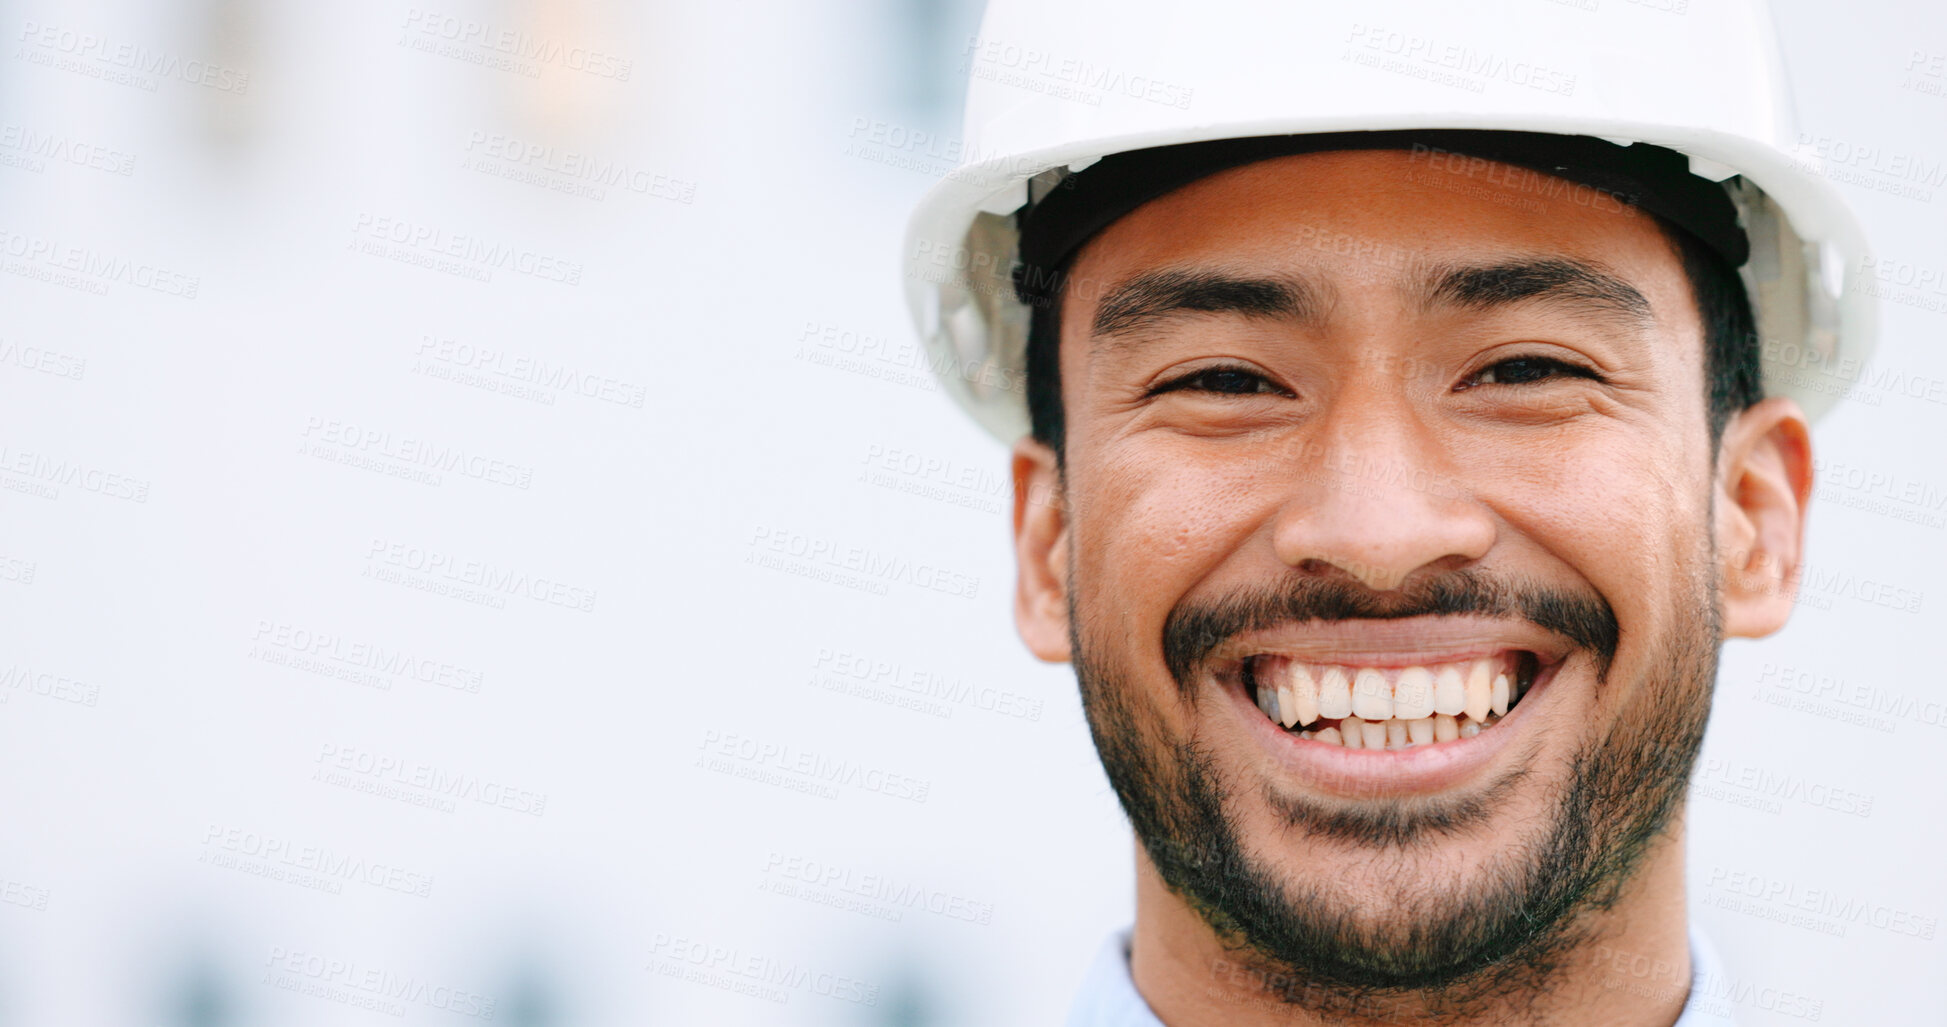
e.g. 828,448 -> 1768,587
1016,149 -> 1771,1001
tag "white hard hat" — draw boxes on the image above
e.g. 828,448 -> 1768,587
903,0 -> 1876,443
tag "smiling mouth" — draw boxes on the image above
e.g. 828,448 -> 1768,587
1244,651 -> 1544,750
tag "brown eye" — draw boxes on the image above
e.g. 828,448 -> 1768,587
1469,356 -> 1603,387
1152,365 -> 1284,396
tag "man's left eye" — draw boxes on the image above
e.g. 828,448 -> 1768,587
1469,356 -> 1602,387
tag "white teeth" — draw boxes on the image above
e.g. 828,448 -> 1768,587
1255,660 -> 1317,728
1464,659 -> 1493,723
1317,667 -> 1353,719
1433,666 -> 1466,716
1289,664 -> 1320,727
1266,662 -> 1319,727
1394,667 -> 1435,720
1351,668 -> 1393,721
1256,654 -> 1526,748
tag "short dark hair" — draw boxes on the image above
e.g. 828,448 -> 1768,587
1024,212 -> 1759,464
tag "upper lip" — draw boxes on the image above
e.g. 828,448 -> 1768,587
1203,615 -> 1575,671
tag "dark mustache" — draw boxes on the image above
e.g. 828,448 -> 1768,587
1162,568 -> 1619,691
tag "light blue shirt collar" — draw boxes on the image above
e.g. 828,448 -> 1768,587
1067,923 -> 1736,1026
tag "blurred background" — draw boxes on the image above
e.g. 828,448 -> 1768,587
0,0 -> 1942,1024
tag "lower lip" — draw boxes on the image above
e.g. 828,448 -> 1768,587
1222,659 -> 1564,798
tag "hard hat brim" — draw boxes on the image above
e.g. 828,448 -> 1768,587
904,113 -> 1875,443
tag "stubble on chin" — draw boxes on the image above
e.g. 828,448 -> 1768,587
1068,566 -> 1718,1019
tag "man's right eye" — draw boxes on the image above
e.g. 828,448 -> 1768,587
1151,365 -> 1284,396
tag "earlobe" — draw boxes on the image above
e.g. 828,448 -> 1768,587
1714,397 -> 1814,639
1012,437 -> 1074,662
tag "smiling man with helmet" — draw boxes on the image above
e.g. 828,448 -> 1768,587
903,0 -> 1872,1023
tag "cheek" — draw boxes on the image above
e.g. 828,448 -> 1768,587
1073,442 -> 1283,623
1477,431 -> 1710,636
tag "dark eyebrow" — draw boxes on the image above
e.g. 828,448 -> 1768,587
1089,268 -> 1331,341
1422,258 -> 1654,332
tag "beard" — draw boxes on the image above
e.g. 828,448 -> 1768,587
1072,563 -> 1719,1017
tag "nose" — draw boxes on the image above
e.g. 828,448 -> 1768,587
1268,390 -> 1497,592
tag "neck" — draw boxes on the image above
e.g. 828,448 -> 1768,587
1127,824 -> 1694,1027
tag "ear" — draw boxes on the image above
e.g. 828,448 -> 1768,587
1714,396 -> 1814,639
1012,436 -> 1073,662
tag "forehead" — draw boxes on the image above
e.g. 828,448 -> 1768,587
1063,149 -> 1687,310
